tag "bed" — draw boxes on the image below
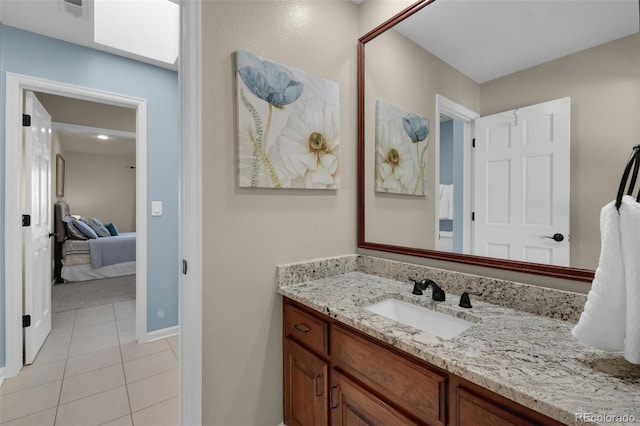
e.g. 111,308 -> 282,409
54,201 -> 136,282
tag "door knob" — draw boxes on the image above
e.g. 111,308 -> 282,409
542,233 -> 564,242
48,232 -> 56,238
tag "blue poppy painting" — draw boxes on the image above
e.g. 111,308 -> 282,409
236,50 -> 340,189
375,100 -> 430,196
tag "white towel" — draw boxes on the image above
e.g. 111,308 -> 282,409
439,184 -> 453,220
619,195 -> 640,363
572,201 -> 626,351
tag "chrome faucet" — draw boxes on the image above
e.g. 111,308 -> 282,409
408,277 -> 446,301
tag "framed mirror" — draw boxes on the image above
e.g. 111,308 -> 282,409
358,0 -> 640,282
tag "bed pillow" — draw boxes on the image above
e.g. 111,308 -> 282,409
72,218 -> 98,239
82,217 -> 111,237
105,223 -> 119,236
63,216 -> 88,240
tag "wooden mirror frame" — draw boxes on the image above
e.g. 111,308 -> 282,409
357,0 -> 595,282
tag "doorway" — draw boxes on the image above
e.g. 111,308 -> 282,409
4,74 -> 149,376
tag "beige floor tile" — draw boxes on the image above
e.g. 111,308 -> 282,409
113,301 -> 135,320
47,326 -> 73,346
1,360 -> 65,395
116,317 -> 135,332
52,310 -> 76,327
118,329 -> 135,346
32,341 -> 69,366
55,386 -> 129,426
75,304 -> 114,317
120,339 -> 170,362
131,397 -> 178,426
0,407 -> 56,426
74,310 -> 115,329
167,335 -> 178,349
60,364 -> 125,404
99,415 -> 133,426
127,368 -> 179,412
65,347 -> 122,378
72,321 -> 117,340
0,380 -> 61,423
69,332 -> 119,357
124,349 -> 178,384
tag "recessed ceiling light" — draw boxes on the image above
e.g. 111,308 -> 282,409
97,135 -> 109,140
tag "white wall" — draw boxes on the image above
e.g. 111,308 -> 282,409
63,149 -> 136,232
201,1 -> 359,424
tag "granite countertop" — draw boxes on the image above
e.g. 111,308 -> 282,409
277,271 -> 640,426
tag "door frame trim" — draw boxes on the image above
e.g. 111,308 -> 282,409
3,72 -> 148,377
178,0 -> 203,424
434,94 -> 479,254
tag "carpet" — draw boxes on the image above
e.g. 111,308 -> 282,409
52,274 -> 136,313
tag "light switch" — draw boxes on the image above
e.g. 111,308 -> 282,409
152,201 -> 163,216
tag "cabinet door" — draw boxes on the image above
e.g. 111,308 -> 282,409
455,387 -> 538,426
284,338 -> 329,426
330,369 -> 418,426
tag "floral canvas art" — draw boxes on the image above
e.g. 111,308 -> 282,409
236,50 -> 340,189
375,100 -> 430,196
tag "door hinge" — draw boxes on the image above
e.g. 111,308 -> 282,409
472,138 -> 476,148
23,315 -> 31,328
472,212 -> 475,222
22,214 -> 31,227
182,259 -> 188,275
22,114 -> 31,127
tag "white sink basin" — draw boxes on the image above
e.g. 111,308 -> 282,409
364,298 -> 475,340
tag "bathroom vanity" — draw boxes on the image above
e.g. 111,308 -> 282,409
277,255 -> 640,426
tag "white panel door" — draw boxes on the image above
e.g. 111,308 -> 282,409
24,91 -> 53,365
473,97 -> 570,266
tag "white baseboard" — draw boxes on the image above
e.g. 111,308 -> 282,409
145,325 -> 179,342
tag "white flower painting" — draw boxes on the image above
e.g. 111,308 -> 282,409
236,50 -> 340,189
375,100 -> 429,196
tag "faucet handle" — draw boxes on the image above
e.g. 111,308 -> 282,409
459,291 -> 482,309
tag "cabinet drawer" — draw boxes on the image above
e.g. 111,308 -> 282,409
284,301 -> 329,356
331,325 -> 447,425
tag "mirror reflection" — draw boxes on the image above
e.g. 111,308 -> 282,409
363,0 -> 640,272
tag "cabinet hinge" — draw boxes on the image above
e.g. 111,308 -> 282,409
23,315 -> 31,328
22,214 -> 31,227
22,114 -> 31,127
472,212 -> 475,222
182,259 -> 188,275
472,138 -> 476,148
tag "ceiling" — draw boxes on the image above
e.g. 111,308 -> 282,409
36,92 -> 136,158
0,0 -> 178,71
394,0 -> 640,83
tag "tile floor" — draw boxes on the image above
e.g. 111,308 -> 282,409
0,301 -> 179,426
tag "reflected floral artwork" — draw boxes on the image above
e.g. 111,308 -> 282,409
236,50 -> 340,189
375,100 -> 429,196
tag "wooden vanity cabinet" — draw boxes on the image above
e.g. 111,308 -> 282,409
283,297 -> 563,426
330,369 -> 417,426
449,377 -> 563,426
284,338 -> 329,426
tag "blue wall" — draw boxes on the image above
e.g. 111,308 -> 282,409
0,25 -> 179,368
